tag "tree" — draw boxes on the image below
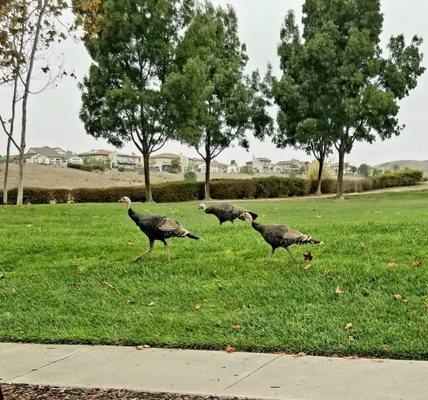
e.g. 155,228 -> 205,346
268,10 -> 334,195
164,3 -> 272,199
1,0 -> 69,205
300,0 -> 425,199
170,158 -> 181,173
75,0 -> 194,202
358,163 -> 372,178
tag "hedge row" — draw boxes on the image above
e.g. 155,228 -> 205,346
0,170 -> 423,205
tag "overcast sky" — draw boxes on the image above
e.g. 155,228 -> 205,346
0,0 -> 427,166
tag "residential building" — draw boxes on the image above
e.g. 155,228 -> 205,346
150,152 -> 190,172
198,159 -> 228,173
67,155 -> 84,165
78,149 -> 117,168
331,163 -> 356,175
250,156 -> 272,173
25,147 -> 71,166
227,163 -> 239,174
117,153 -> 141,170
273,159 -> 308,174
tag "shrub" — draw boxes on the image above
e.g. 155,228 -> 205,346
207,179 -> 257,199
304,160 -> 333,180
153,181 -> 198,203
184,171 -> 197,182
254,176 -> 310,198
71,187 -> 145,203
0,170 -> 423,205
0,188 -> 71,205
67,163 -> 105,172
372,169 -> 423,189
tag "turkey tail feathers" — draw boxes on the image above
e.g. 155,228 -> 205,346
248,211 -> 258,221
186,232 -> 200,240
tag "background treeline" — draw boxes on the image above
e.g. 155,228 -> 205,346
0,170 -> 423,205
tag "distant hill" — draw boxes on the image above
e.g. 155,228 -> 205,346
374,160 -> 428,176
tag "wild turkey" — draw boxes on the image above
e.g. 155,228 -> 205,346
251,220 -> 322,263
119,197 -> 199,262
198,202 -> 258,225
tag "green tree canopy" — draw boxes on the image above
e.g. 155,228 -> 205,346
268,10 -> 335,195
76,0 -> 194,202
164,3 -> 272,199
269,0 -> 424,198
303,0 -> 424,198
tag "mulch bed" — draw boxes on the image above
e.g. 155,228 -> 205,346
1,384 -> 249,400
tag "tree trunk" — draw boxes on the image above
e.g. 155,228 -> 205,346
17,0 -> 47,205
315,153 -> 325,196
336,148 -> 345,200
204,157 -> 211,200
3,137 -> 12,204
142,151 -> 153,202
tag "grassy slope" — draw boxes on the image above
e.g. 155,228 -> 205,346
0,191 -> 427,359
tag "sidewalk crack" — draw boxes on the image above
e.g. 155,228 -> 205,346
216,354 -> 283,396
7,347 -> 90,383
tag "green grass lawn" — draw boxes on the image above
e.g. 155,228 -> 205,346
0,191 -> 427,359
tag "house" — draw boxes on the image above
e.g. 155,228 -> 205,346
67,155 -> 84,165
227,163 -> 239,174
331,163 -> 356,175
150,152 -> 189,172
197,159 -> 228,173
78,149 -> 117,168
247,156 -> 272,173
273,160 -> 308,174
117,153 -> 141,170
25,147 -> 71,166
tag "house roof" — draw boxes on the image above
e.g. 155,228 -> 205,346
255,157 -> 271,162
274,160 -> 301,167
26,146 -> 68,159
211,160 -> 228,167
78,149 -> 113,156
117,153 -> 141,159
150,152 -> 181,159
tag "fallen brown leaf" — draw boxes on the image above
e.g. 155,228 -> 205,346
194,303 -> 202,311
323,268 -> 332,277
304,264 -> 311,271
347,335 -> 355,341
303,252 -> 313,261
231,322 -> 241,330
101,281 -> 114,289
412,259 -> 423,267
387,262 -> 398,269
226,344 -> 235,353
394,294 -> 402,300
296,351 -> 307,357
136,344 -> 150,350
148,301 -> 156,307
335,286 -> 345,295
344,322 -> 353,330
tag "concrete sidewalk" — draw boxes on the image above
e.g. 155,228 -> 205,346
1,343 -> 427,400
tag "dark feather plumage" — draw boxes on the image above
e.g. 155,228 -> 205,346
201,203 -> 258,225
129,209 -> 199,242
252,220 -> 322,262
